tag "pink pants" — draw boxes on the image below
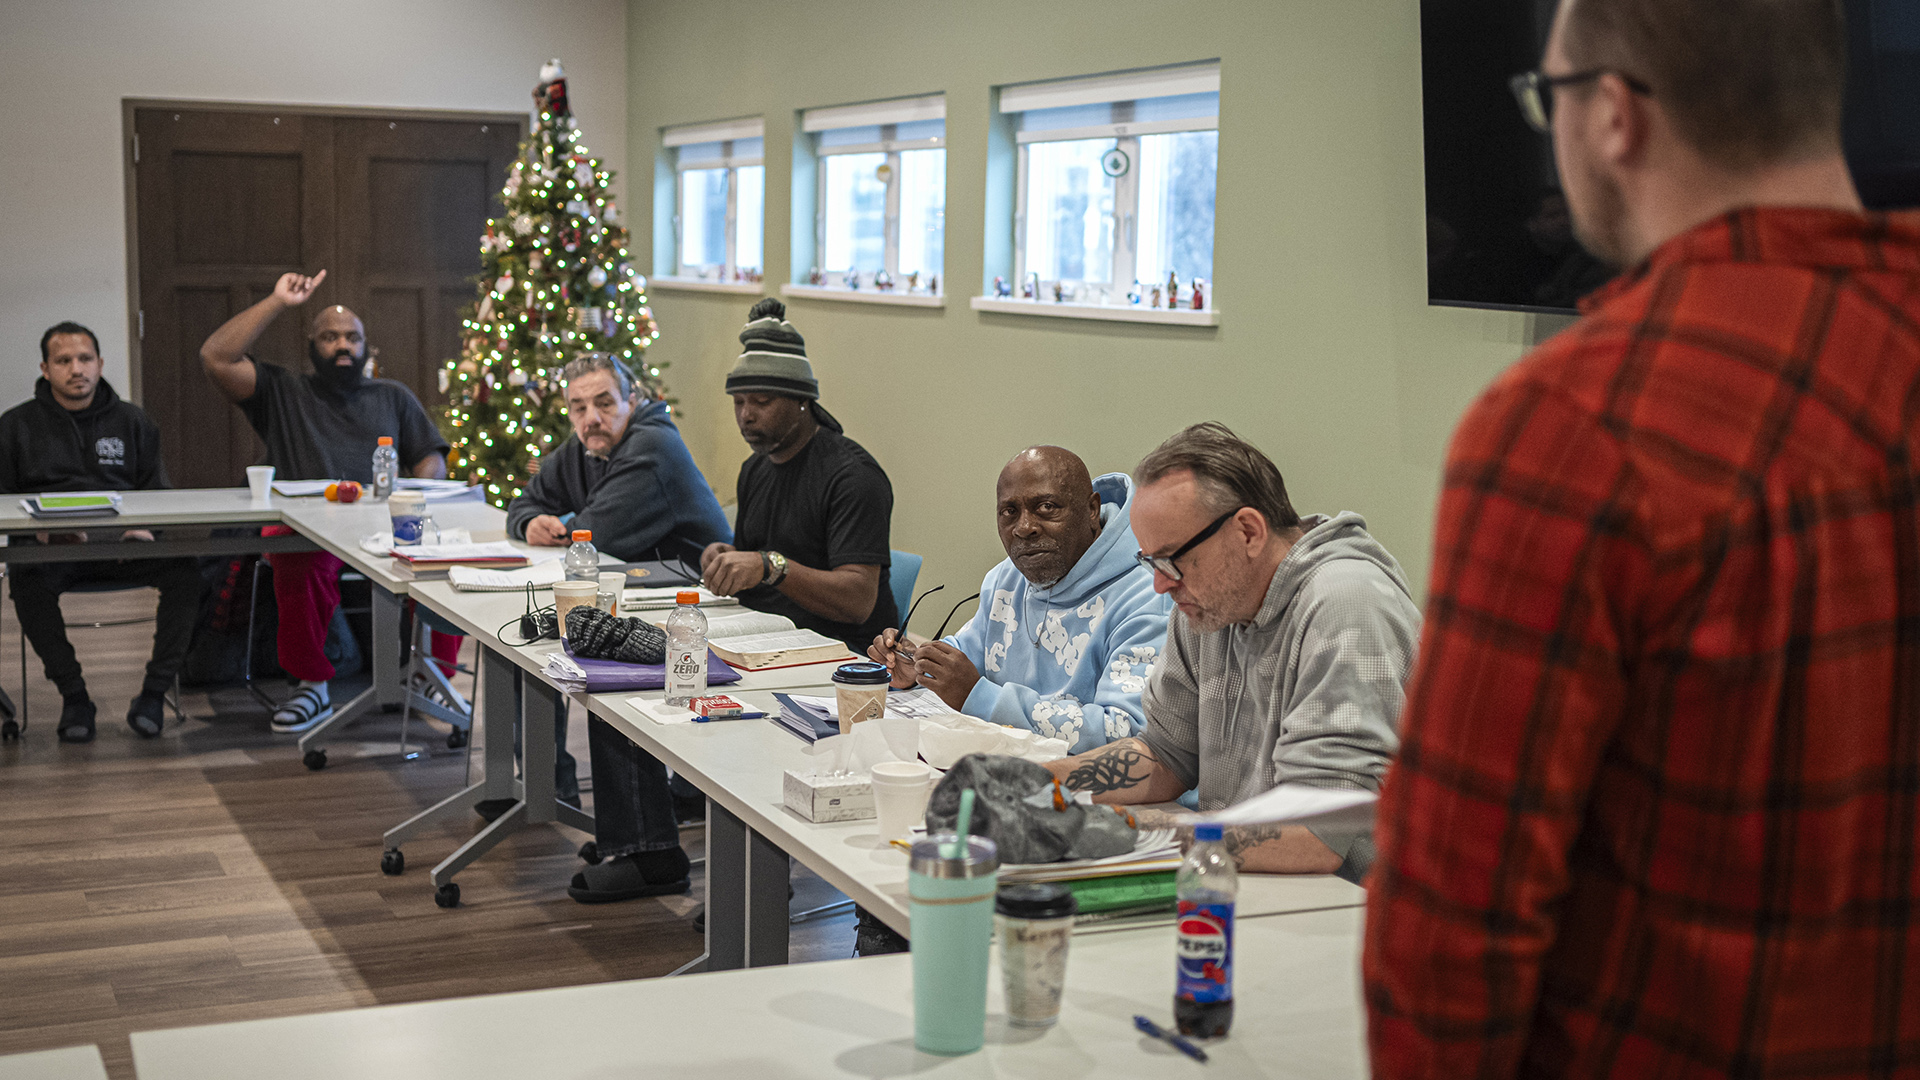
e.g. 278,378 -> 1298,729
265,527 -> 461,682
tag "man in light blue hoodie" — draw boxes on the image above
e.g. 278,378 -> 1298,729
870,445 -> 1171,754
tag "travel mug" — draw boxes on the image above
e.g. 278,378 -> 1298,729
910,834 -> 999,1055
832,661 -> 891,735
996,883 -> 1078,1027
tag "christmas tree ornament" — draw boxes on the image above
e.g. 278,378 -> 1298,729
493,274 -> 514,295
477,295 -> 495,322
507,368 -> 529,388
602,201 -> 617,223
438,367 -> 451,394
529,252 -> 543,273
587,265 -> 608,288
513,213 -> 534,235
566,199 -> 591,218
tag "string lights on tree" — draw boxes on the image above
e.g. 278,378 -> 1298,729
439,58 -> 666,507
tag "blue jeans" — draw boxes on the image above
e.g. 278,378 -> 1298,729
587,715 -> 682,858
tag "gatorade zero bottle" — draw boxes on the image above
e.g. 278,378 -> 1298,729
1174,821 -> 1236,1038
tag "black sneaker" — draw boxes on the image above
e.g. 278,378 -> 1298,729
57,696 -> 96,744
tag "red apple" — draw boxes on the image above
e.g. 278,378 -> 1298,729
336,481 -> 362,504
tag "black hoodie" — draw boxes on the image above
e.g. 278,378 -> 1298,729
0,377 -> 169,493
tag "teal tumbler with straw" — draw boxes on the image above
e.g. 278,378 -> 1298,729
910,788 -> 998,1055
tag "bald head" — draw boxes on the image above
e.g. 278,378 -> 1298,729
996,445 -> 1103,587
306,305 -> 368,387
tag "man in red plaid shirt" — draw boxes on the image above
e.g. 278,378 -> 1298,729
1366,0 -> 1920,1076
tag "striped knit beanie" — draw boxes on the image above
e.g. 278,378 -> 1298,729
565,606 -> 666,664
725,298 -> 842,432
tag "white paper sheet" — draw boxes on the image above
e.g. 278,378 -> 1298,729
1196,784 -> 1379,832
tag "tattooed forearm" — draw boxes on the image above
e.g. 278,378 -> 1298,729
1061,738 -> 1154,794
1221,823 -> 1291,866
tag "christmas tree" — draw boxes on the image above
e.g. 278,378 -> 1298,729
440,59 -> 664,507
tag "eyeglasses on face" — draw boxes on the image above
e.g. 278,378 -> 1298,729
1508,68 -> 1654,134
1134,508 -> 1242,582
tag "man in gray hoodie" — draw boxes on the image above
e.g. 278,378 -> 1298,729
1045,422 -> 1420,882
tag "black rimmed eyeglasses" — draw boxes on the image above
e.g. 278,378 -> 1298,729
1134,508 -> 1241,582
1508,68 -> 1654,134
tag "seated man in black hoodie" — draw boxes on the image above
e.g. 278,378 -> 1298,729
506,354 -> 730,564
0,322 -> 201,742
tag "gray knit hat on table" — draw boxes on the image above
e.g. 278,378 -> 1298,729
725,298 -> 842,432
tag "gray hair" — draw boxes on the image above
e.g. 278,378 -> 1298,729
561,353 -> 641,399
1136,422 -> 1301,532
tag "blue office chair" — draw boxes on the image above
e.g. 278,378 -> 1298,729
890,550 -> 922,627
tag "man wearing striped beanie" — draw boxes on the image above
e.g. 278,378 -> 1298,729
699,298 -> 897,648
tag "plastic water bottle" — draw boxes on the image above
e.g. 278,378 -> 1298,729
564,529 -> 598,581
370,436 -> 398,500
1174,821 -> 1237,1038
664,591 -> 708,706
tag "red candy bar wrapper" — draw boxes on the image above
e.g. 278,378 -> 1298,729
690,695 -> 747,718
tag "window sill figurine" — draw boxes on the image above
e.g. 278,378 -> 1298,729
1127,280 -> 1142,306
994,275 -> 1012,298
875,270 -> 894,292
847,268 -> 862,290
1191,278 -> 1205,310
807,266 -> 824,286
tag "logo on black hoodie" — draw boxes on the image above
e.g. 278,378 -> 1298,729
95,436 -> 125,466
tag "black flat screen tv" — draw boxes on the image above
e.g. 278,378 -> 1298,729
1421,0 -> 1920,313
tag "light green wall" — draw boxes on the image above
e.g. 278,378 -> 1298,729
626,0 -> 1556,606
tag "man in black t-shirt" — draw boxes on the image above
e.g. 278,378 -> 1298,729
699,298 -> 896,649
201,269 -> 457,736
567,298 -> 898,906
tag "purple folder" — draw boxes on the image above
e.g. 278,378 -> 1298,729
559,645 -> 742,692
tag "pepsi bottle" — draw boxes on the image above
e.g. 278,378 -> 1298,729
1174,821 -> 1236,1038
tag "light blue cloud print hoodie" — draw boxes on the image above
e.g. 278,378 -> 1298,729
944,472 -> 1173,754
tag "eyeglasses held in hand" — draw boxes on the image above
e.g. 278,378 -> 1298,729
1134,508 -> 1242,582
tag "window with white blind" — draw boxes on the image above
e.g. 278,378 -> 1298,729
665,117 -> 765,282
801,95 -> 946,294
1004,63 -> 1218,310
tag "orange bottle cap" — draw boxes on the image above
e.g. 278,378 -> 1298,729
572,530 -> 592,542
377,436 -> 393,445
676,591 -> 700,604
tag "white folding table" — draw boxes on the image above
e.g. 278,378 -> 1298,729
130,905 -> 1369,1080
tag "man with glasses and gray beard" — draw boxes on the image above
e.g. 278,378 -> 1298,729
1043,422 -> 1420,883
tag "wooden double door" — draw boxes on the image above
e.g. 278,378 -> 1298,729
131,105 -> 524,488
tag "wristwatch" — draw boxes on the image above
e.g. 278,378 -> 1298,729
762,550 -> 789,587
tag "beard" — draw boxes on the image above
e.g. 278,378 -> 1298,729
308,340 -> 368,392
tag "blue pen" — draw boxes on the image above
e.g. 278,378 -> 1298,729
1133,1015 -> 1209,1063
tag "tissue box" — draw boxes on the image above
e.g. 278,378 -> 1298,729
783,769 -> 875,823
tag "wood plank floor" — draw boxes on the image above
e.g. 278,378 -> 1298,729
0,586 -> 853,1078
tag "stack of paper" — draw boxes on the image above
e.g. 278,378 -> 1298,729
999,829 -> 1184,884
773,693 -> 838,743
21,492 -> 122,518
390,541 -> 529,567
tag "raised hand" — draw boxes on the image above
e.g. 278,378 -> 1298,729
272,269 -> 328,307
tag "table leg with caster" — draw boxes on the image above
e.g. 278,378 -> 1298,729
383,646 -> 522,891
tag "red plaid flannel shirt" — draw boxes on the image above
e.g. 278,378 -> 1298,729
1366,207 -> 1920,1079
